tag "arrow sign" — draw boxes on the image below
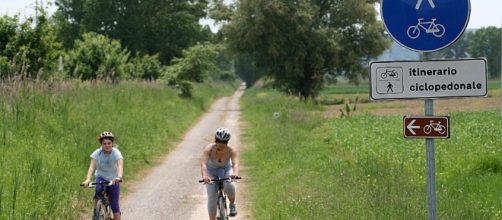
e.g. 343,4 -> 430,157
403,116 -> 450,138
406,119 -> 420,135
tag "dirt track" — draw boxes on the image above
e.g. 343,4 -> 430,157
121,86 -> 251,220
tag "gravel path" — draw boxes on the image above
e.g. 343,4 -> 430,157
121,86 -> 251,220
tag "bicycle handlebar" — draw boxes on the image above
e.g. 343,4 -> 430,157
80,179 -> 123,188
198,176 -> 242,183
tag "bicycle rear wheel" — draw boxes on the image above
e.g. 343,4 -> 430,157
217,196 -> 228,220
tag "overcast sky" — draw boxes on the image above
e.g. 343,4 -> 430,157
0,0 -> 501,30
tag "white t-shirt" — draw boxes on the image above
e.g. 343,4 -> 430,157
91,147 -> 123,180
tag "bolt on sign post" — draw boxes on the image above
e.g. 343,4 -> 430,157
379,0 -> 471,219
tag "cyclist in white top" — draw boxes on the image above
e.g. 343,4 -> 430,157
201,127 -> 240,219
82,131 -> 123,220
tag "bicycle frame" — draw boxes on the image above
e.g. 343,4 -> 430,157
418,20 -> 439,33
81,180 -> 122,220
199,176 -> 241,220
215,181 -> 228,220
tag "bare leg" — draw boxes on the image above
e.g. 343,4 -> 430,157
228,196 -> 235,205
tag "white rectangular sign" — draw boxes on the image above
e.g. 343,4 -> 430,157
369,58 -> 487,100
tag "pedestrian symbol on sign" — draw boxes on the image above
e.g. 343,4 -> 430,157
415,0 -> 436,10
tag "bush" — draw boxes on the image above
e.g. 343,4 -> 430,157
0,12 -> 62,79
65,32 -> 129,81
166,42 -> 221,83
126,53 -> 163,80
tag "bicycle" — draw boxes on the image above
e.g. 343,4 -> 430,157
423,120 -> 446,134
381,69 -> 399,79
199,176 -> 242,220
407,18 -> 445,39
80,180 -> 122,220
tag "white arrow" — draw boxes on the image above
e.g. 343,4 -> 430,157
407,119 -> 420,135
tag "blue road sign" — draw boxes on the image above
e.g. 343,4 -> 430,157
381,0 -> 470,52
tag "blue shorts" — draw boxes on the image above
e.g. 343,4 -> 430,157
94,176 -> 121,213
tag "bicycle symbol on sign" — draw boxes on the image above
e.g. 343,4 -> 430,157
407,18 -> 445,39
423,120 -> 446,134
381,69 -> 399,79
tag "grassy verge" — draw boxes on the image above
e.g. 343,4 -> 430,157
241,88 -> 502,219
0,80 -> 236,219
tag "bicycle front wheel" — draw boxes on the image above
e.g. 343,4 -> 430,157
94,199 -> 111,220
217,196 -> 228,220
407,26 -> 420,39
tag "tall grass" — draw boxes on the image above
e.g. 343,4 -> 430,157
241,88 -> 502,219
0,80 -> 235,219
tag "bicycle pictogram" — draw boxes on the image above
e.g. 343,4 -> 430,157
407,18 -> 445,39
381,69 -> 399,79
423,120 -> 446,134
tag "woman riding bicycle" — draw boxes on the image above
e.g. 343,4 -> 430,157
201,127 -> 240,219
82,131 -> 124,220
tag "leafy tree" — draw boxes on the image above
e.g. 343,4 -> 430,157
468,27 -> 501,79
65,32 -> 129,81
234,54 -> 260,86
0,10 -> 63,79
432,31 -> 473,59
54,0 -> 213,64
165,42 -> 221,83
0,15 -> 19,78
223,0 -> 389,99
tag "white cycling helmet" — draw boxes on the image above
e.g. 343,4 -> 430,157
98,131 -> 115,142
215,127 -> 231,141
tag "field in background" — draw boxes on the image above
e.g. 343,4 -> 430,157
241,88 -> 502,219
0,80 -> 236,219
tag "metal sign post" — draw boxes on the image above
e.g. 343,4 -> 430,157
379,1 -> 473,219
423,52 -> 436,220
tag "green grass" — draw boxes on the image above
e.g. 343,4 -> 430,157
241,88 -> 502,219
0,80 -> 236,219
319,79 -> 501,104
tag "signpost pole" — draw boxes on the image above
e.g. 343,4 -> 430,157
423,52 -> 436,220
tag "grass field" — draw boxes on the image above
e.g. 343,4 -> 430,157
241,88 -> 502,219
0,80 -> 236,219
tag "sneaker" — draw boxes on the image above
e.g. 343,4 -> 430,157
229,204 -> 238,217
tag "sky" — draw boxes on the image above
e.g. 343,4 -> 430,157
0,0 -> 501,30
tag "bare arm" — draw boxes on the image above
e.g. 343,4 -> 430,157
113,159 -> 124,184
117,159 -> 123,178
230,147 -> 240,177
201,145 -> 211,182
82,159 -> 96,186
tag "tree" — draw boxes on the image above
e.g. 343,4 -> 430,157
468,27 -> 501,79
65,32 -> 129,81
223,0 -> 389,99
54,0 -> 213,64
165,42 -> 221,83
0,10 -> 62,79
432,31 -> 473,59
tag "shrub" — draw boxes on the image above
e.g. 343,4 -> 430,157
126,53 -> 163,80
65,32 -> 129,81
